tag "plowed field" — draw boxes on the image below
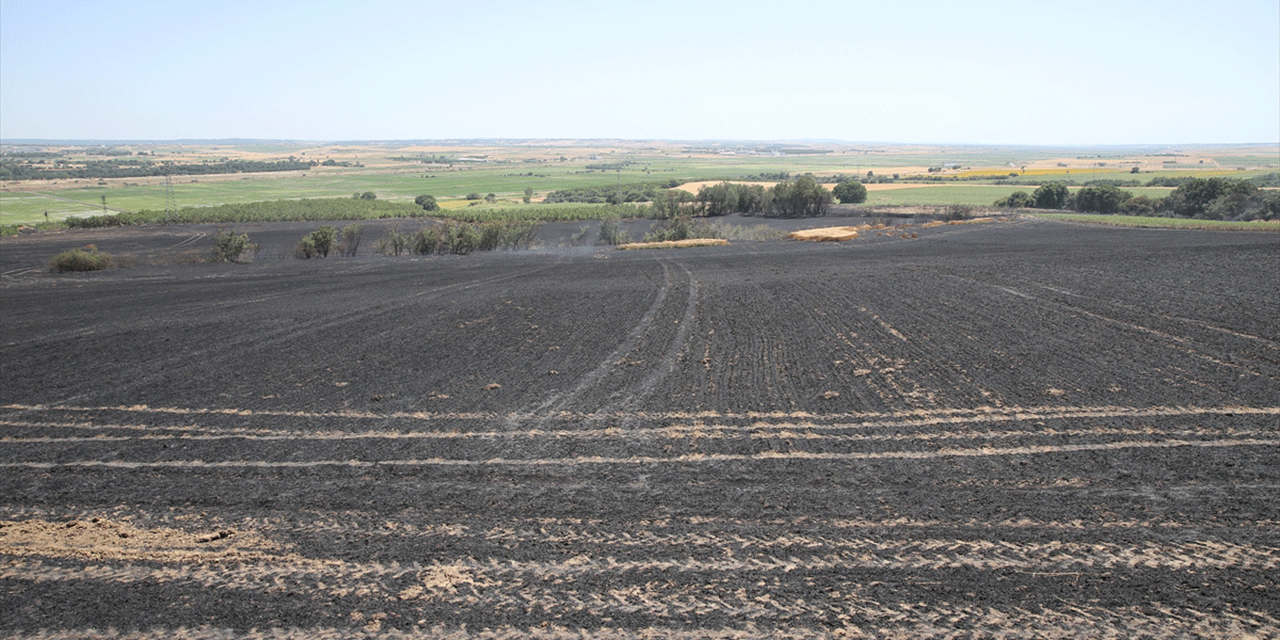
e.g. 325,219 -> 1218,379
2,218 -> 1278,638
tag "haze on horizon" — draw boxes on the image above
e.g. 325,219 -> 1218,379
2,0 -> 1277,146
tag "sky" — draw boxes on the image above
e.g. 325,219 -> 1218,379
1,0 -> 1277,145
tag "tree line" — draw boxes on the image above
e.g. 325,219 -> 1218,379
652,177 -> 867,219
0,158 -> 318,181
994,177 -> 1280,221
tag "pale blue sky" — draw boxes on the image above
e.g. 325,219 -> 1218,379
2,0 -> 1277,144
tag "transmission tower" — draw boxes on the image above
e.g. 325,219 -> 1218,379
164,172 -> 177,219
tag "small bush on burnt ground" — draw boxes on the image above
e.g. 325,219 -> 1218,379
337,223 -> 363,257
709,222 -> 786,241
375,228 -> 410,255
390,221 -> 542,256
295,226 -> 337,259
412,227 -> 442,255
210,230 -> 257,262
599,214 -> 631,245
942,204 -> 976,221
50,246 -> 115,272
643,214 -> 722,243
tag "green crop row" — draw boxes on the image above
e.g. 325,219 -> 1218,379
1031,212 -> 1280,231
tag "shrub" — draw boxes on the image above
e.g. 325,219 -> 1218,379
598,214 -> 630,245
375,228 -> 410,255
210,230 -> 256,262
451,223 -> 480,254
465,192 -> 482,200
338,223 -> 363,257
1033,182 -> 1070,209
412,227 -> 442,255
832,179 -> 868,204
50,246 -> 114,272
295,225 -> 337,259
1072,185 -> 1131,214
294,236 -> 319,259
500,221 -> 539,249
994,191 -> 1035,208
310,226 -> 337,257
643,214 -> 721,243
941,204 -> 975,220
414,194 -> 440,211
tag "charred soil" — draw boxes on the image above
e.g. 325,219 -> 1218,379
1,217 -> 1278,637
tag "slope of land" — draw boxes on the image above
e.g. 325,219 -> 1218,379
1,218 -> 1277,637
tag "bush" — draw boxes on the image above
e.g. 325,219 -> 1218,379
994,191 -> 1035,208
338,223 -> 363,257
499,221 -> 539,249
465,192 -> 482,201
375,228 -> 410,255
832,179 -> 868,204
414,194 -> 440,211
210,230 -> 256,262
599,214 -> 630,245
50,246 -> 114,272
1033,182 -> 1070,209
295,225 -> 337,259
643,214 -> 722,243
1073,185 -> 1131,214
295,236 -> 319,259
941,204 -> 975,220
412,227 -> 442,255
456,223 -> 483,254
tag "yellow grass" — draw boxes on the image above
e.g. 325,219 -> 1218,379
789,227 -> 861,242
617,238 -> 729,250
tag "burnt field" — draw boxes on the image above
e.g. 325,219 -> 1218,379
1,217 -> 1278,638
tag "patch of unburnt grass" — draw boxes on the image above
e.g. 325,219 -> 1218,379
48,245 -> 123,272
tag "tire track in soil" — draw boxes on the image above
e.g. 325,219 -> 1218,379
4,436 -> 1275,469
510,257 -> 699,426
8,615 -> 1280,638
4,555 -> 1277,636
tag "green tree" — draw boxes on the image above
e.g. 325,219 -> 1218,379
414,194 -> 440,211
1072,185 -> 1131,214
1032,182 -> 1069,209
766,175 -> 833,217
1162,177 -> 1258,219
523,187 -> 534,204
832,179 -> 868,204
300,225 -> 337,257
994,191 -> 1035,208
652,189 -> 694,218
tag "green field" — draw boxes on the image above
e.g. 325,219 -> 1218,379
1031,212 -> 1280,232
2,141 -> 1275,227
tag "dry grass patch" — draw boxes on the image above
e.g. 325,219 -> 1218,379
789,227 -> 861,242
618,238 -> 729,250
